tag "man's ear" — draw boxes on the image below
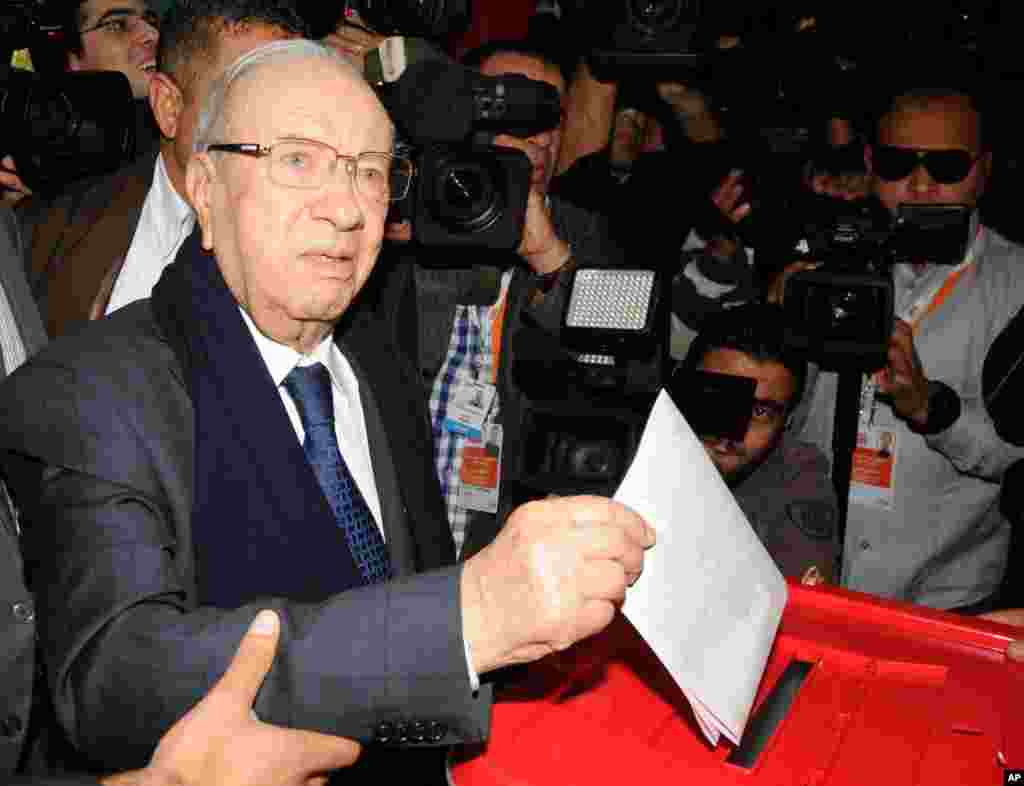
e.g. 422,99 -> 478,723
187,153 -> 218,251
149,72 -> 185,140
67,52 -> 83,72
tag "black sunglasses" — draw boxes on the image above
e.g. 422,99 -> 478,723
872,145 -> 980,185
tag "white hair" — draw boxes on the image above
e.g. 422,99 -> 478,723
192,39 -> 375,153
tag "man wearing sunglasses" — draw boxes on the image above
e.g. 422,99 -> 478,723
797,82 -> 1024,613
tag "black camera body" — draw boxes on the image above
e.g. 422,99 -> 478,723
1,68 -> 139,197
411,143 -> 532,251
342,0 -> 470,39
587,0 -> 704,76
784,197 -> 972,371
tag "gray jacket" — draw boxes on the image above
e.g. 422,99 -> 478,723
800,225 -> 1024,609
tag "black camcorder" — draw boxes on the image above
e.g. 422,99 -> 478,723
1,68 -> 141,198
341,0 -> 470,39
783,196 -> 973,371
411,144 -> 532,250
370,37 -> 562,250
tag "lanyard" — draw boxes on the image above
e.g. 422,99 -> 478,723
860,226 -> 985,430
898,225 -> 985,332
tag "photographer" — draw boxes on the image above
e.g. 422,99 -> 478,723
1,0 -> 160,206
369,38 -> 624,557
24,0 -> 307,339
795,80 -> 1024,612
681,303 -> 839,583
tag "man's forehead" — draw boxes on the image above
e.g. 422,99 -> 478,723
879,96 -> 981,149
80,0 -> 146,24
225,57 -> 391,146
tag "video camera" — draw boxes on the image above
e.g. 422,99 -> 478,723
341,0 -> 470,39
512,267 -> 668,497
367,37 -> 562,250
1,67 -> 141,198
1,2 -> 145,198
783,195 -> 972,371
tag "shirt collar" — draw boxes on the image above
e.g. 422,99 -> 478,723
151,153 -> 195,255
238,307 -> 336,388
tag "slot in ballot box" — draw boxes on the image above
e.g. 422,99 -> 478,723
452,580 -> 1024,786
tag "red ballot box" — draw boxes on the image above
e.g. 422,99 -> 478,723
452,581 -> 1024,785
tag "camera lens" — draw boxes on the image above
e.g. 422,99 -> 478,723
428,153 -> 506,233
626,0 -> 685,37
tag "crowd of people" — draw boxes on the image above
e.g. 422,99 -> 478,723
2,1 -> 1024,784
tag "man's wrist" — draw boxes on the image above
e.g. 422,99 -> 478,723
908,380 -> 961,435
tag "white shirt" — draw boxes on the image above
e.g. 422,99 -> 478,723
106,153 -> 195,314
239,308 -> 384,530
0,283 -> 26,375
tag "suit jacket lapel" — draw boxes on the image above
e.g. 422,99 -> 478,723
32,153 -> 155,336
340,311 -> 455,574
335,337 -> 415,577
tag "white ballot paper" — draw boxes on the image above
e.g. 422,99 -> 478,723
614,389 -> 788,748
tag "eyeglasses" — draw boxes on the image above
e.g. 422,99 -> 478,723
205,138 -> 414,203
750,399 -> 788,424
872,145 -> 980,185
81,10 -> 160,36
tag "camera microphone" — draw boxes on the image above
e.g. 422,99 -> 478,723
368,36 -> 562,143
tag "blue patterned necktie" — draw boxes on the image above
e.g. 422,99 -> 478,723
283,363 -> 390,584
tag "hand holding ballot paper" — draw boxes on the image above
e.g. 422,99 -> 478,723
614,389 -> 788,747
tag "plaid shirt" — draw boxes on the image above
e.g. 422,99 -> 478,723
429,271 -> 513,556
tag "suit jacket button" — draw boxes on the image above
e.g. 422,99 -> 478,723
409,720 -> 428,743
375,721 -> 395,744
12,601 -> 34,623
428,721 -> 447,743
0,714 -> 24,738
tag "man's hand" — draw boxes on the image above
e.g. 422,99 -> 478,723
322,22 -> 385,75
103,610 -> 361,786
460,496 -> 655,674
711,169 -> 751,225
979,609 -> 1024,662
805,168 -> 872,202
656,82 -> 719,143
765,260 -> 820,305
1,155 -> 32,206
518,189 -> 571,275
876,320 -> 930,427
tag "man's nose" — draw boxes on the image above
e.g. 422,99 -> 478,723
528,127 -> 554,149
907,162 -> 939,196
314,167 -> 366,231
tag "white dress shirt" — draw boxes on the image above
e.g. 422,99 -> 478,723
106,153 -> 195,314
0,283 -> 26,375
241,308 -> 481,688
239,308 -> 384,530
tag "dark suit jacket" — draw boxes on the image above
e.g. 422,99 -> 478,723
21,151 -> 156,339
0,295 -> 490,774
1,204 -> 54,780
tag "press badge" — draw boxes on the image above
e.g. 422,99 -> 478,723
849,425 -> 898,511
443,380 -> 496,440
459,423 -> 503,514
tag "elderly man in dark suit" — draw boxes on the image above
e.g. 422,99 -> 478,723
0,39 -> 652,784
2,206 -> 363,786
